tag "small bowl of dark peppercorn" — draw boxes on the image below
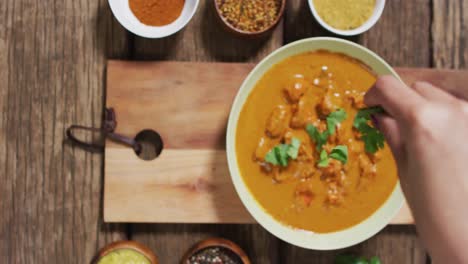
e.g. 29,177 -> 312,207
181,238 -> 251,264
214,0 -> 286,38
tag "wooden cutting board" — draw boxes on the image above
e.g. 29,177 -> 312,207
104,60 -> 468,224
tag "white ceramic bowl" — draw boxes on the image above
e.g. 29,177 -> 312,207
308,0 -> 385,36
108,0 -> 199,39
226,37 -> 404,250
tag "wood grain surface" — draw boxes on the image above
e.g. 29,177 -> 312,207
104,61 -> 468,226
0,1 -> 129,263
1,0 -> 467,263
433,0 -> 468,69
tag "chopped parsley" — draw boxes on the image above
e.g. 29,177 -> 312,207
317,145 -> 348,168
326,108 -> 347,135
307,109 -> 347,151
318,149 -> 330,168
306,124 -> 329,151
265,138 -> 301,167
329,145 -> 348,164
306,110 -> 349,167
286,137 -> 301,159
353,107 -> 385,154
353,106 -> 384,128
334,254 -> 381,264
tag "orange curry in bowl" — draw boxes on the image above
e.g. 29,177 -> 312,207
235,51 -> 398,233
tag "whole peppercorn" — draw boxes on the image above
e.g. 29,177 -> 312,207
186,247 -> 243,264
216,0 -> 281,32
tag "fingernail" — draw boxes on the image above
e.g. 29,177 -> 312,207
370,114 -> 380,129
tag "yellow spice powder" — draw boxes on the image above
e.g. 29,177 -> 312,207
313,0 -> 376,30
98,249 -> 150,264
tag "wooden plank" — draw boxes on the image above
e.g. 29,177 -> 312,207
281,0 -> 432,263
0,0 -> 11,261
104,61 -> 468,226
105,149 -> 254,223
397,68 -> 468,99
129,1 -> 284,262
360,0 -> 432,67
433,0 -> 468,69
0,0 -> 129,263
104,61 -> 253,148
105,148 -> 413,224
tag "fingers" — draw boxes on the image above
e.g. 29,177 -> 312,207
411,81 -> 457,103
373,114 -> 404,163
365,76 -> 425,124
412,81 -> 468,117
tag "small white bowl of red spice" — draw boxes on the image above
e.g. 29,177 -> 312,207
109,0 -> 199,38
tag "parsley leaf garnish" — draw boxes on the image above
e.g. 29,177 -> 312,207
317,149 -> 329,168
264,146 -> 281,166
353,106 -> 384,128
287,137 -> 301,159
307,109 -> 347,151
369,256 -> 382,264
306,124 -> 328,151
305,110 -> 349,167
329,145 -> 348,164
359,123 -> 385,153
353,107 -> 385,154
276,144 -> 290,166
317,145 -> 348,167
265,138 -> 301,167
326,109 -> 347,135
335,254 -> 381,264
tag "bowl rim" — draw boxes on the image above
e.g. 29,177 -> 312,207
108,0 -> 200,39
213,0 -> 286,36
307,0 -> 386,36
180,237 -> 251,264
226,37 -> 404,250
93,240 -> 159,264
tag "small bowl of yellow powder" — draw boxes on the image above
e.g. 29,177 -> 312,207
308,0 -> 385,36
94,240 -> 159,264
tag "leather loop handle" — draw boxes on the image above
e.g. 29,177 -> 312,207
66,108 -> 141,153
66,125 -> 105,152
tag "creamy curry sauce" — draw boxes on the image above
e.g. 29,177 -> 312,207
236,51 -> 398,233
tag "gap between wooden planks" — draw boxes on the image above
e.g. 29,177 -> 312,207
104,60 -> 468,224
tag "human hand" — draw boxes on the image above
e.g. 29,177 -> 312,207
364,76 -> 468,264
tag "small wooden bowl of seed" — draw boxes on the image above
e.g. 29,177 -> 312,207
181,238 -> 251,264
214,0 -> 286,38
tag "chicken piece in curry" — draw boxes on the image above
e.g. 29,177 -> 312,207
236,51 -> 398,233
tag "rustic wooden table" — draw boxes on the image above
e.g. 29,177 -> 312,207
0,0 -> 466,263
